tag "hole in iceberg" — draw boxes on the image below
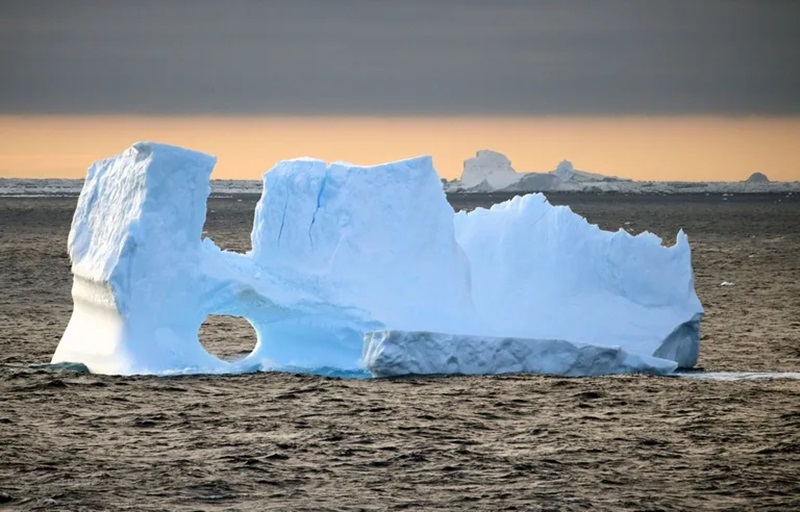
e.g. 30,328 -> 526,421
198,315 -> 257,362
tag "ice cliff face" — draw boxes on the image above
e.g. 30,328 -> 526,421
57,143 -> 224,374
53,142 -> 704,376
248,156 -> 475,367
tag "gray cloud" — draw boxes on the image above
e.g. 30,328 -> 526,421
1,0 -> 798,115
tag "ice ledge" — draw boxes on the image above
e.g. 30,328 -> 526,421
363,331 -> 678,378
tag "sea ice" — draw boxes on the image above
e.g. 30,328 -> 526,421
53,142 -> 704,376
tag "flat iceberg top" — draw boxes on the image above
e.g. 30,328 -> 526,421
53,142 -> 704,376
279,155 -> 433,170
68,141 -> 216,284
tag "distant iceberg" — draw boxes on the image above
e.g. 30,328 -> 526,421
460,150 -> 521,190
444,150 -> 800,194
446,150 -> 631,193
53,142 -> 704,377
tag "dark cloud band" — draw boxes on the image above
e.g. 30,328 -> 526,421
1,0 -> 798,115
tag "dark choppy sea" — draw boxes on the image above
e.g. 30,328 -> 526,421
1,192 -> 799,511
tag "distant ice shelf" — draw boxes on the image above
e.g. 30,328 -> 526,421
3,158 -> 800,199
444,150 -> 800,195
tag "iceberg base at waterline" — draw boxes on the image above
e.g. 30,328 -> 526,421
363,331 -> 679,378
52,142 -> 704,377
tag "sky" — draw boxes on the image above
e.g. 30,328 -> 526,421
1,1 -> 799,180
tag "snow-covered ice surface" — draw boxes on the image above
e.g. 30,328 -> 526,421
53,142 -> 705,376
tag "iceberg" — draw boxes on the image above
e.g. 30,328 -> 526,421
449,150 -> 629,193
53,142 -> 704,377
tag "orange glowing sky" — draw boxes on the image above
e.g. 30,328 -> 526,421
1,115 -> 799,182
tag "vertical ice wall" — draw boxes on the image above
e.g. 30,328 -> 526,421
249,156 -> 476,367
54,143 -> 225,373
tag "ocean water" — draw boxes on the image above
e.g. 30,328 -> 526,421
1,192 -> 798,511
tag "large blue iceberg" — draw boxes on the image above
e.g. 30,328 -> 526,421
53,143 -> 703,376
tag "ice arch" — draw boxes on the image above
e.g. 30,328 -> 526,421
53,142 -> 703,376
